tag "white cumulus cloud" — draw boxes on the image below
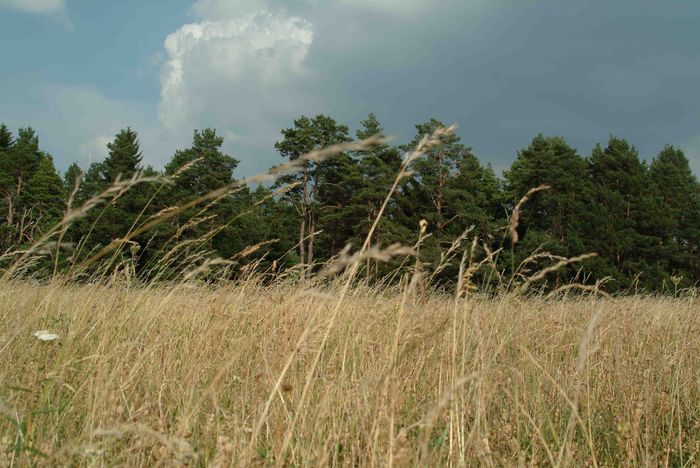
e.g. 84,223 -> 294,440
0,0 -> 65,14
157,8 -> 316,174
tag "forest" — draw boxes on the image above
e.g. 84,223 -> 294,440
1,113 -> 699,293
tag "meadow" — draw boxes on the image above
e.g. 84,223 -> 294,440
1,126 -> 699,466
1,279 -> 699,466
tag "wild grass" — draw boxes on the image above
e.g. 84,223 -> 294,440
1,126 -> 699,466
1,281 -> 699,466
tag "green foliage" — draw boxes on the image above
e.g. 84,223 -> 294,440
67,129 -> 163,274
587,137 -> 669,290
165,128 -> 239,198
505,135 -> 590,249
0,126 -> 55,248
62,162 -> 82,200
0,118 -> 698,292
22,154 -> 65,227
398,119 -> 502,280
503,135 -> 593,285
274,115 -> 352,268
349,114 -> 408,277
105,127 -> 142,182
649,145 -> 700,285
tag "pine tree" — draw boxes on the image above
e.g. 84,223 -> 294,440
76,162 -> 108,203
505,135 -> 589,244
0,127 -> 45,247
75,129 -> 148,252
399,119 -> 464,236
63,162 -> 83,202
0,124 -> 15,248
105,128 -> 142,182
649,145 -> 700,285
9,128 -> 42,197
162,129 -> 240,267
0,124 -> 12,150
503,135 -> 593,286
23,153 -> 65,227
274,115 -> 351,270
396,119 -> 500,279
0,124 -> 15,202
350,114 -> 406,277
166,128 -> 239,198
588,137 -> 667,290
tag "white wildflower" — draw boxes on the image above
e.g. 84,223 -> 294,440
33,330 -> 59,342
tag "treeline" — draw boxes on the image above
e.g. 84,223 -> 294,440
0,114 -> 699,292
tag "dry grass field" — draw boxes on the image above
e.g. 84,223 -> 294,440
1,279 -> 699,466
1,127 -> 699,466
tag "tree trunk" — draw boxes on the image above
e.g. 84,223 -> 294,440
307,213 -> 315,267
299,165 -> 309,278
298,212 -> 306,278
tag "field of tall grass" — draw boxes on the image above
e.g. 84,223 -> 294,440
1,127 -> 699,466
1,280 -> 699,466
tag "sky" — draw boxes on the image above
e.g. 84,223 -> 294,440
1,0 -> 699,177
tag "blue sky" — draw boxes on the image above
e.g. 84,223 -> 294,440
1,0 -> 699,177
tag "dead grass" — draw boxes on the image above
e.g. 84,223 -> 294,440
1,279 -> 699,466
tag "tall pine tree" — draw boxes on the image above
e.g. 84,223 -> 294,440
503,135 -> 593,286
397,119 -> 500,278
351,114 -> 407,276
22,153 -> 65,228
588,137 -> 667,290
649,145 -> 700,285
162,129 -> 240,266
274,115 -> 351,270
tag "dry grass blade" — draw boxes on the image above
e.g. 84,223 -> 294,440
512,252 -> 598,295
509,184 -> 550,245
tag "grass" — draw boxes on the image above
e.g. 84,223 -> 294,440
1,280 -> 699,466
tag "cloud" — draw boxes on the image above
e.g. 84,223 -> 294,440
0,0 -> 65,14
158,8 -> 316,174
159,11 -> 313,133
158,0 -> 465,175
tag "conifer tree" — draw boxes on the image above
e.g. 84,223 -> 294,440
63,162 -> 83,201
76,129 -> 146,250
274,115 -> 351,270
0,124 -> 15,199
105,127 -> 142,182
163,129 -> 240,264
505,135 -> 589,245
166,128 -> 239,198
9,128 -> 42,197
503,135 -> 593,286
0,124 -> 15,248
588,137 -> 667,289
397,119 -> 500,277
0,127 -> 45,246
649,145 -> 700,284
351,114 -> 406,276
0,124 -> 12,151
23,153 -> 65,227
